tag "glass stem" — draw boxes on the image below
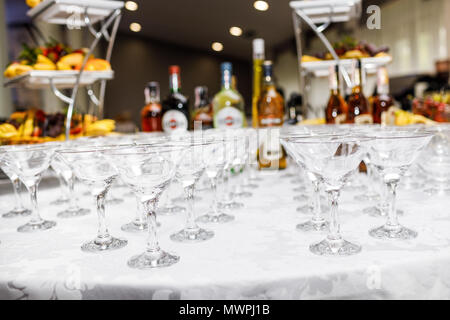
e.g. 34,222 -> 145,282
95,192 -> 111,243
210,177 -> 219,216
58,175 -> 69,200
28,182 -> 43,224
135,195 -> 145,225
12,178 -> 25,211
366,164 -> 375,195
327,189 -> 342,241
143,197 -> 160,253
385,181 -> 400,228
67,174 -> 78,211
312,180 -> 322,222
221,169 -> 231,202
184,184 -> 198,230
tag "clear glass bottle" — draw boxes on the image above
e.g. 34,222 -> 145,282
212,62 -> 246,128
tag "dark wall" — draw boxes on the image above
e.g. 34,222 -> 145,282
104,33 -> 252,126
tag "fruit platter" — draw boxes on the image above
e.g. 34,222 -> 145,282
0,109 -> 116,145
301,36 -> 392,77
3,39 -> 113,89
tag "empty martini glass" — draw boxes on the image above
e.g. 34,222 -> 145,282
56,146 -> 127,252
1,144 -> 57,232
0,164 -> 30,218
288,134 -> 372,255
367,130 -> 433,240
104,144 -> 186,268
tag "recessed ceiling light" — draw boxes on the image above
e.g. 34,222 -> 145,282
229,26 -> 243,37
125,1 -> 138,11
212,42 -> 223,52
129,22 -> 141,32
253,1 -> 269,11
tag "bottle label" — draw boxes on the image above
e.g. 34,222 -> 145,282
260,117 -> 282,126
335,114 -> 346,124
162,110 -> 188,132
259,129 -> 283,169
354,114 -> 373,124
215,106 -> 243,128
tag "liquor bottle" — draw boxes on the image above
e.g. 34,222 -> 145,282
286,93 -> 303,125
141,81 -> 162,132
161,65 -> 189,133
257,60 -> 287,170
191,86 -> 213,130
212,62 -> 246,128
325,65 -> 348,124
372,67 -> 393,124
251,38 -> 265,128
346,59 -> 372,124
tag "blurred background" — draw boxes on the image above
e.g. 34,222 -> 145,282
0,0 -> 449,126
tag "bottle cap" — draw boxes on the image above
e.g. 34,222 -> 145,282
253,38 -> 265,55
169,65 -> 180,74
263,60 -> 273,77
221,62 -> 232,73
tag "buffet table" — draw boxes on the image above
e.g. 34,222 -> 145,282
1,171 -> 450,300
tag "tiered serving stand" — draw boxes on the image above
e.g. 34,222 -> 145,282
3,0 -> 124,139
289,0 -> 392,114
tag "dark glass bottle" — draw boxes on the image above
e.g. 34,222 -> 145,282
372,67 -> 393,124
161,65 -> 189,133
346,59 -> 372,124
325,65 -> 348,124
141,81 -> 162,132
191,86 -> 213,130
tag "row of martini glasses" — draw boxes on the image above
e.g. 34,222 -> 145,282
280,123 -> 449,256
0,129 -> 260,269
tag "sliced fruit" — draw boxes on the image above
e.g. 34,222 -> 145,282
56,61 -> 72,70
84,58 -> 111,71
301,55 -> 322,62
58,52 -> 84,69
33,62 -> 56,70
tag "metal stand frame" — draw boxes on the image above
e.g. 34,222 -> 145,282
28,7 -> 122,140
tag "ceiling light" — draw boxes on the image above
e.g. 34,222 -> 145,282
229,26 -> 243,37
125,1 -> 138,11
212,42 -> 223,52
129,22 -> 141,32
253,1 -> 269,11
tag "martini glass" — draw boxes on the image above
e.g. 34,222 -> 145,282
0,164 -> 31,218
367,130 -> 433,240
281,136 -> 329,232
56,146 -> 127,252
230,133 -> 252,199
288,135 -> 371,255
241,128 -> 259,188
104,145 -> 185,268
169,138 -> 219,242
51,153 -> 90,218
418,125 -> 450,196
1,144 -> 57,232
196,137 -> 235,224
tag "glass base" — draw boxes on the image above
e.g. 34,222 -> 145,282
363,206 -> 404,217
106,197 -> 124,205
57,208 -> 90,218
423,187 -> 450,196
290,178 -> 303,184
354,193 -> 380,202
293,194 -> 308,202
296,219 -> 329,232
343,184 -> 368,192
196,213 -> 235,224
81,236 -> 128,252
2,208 -> 31,218
170,227 -> 214,243
127,250 -> 179,269
369,224 -> 418,240
297,204 -> 312,214
249,176 -> 263,182
173,195 -> 202,203
218,201 -> 244,210
281,172 -> 296,179
157,205 -> 186,216
242,183 -> 258,189
293,186 -> 307,192
17,219 -> 56,233
230,191 -> 252,198
310,238 -> 361,256
121,221 -> 149,232
50,197 -> 69,205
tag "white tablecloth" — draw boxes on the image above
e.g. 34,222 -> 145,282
1,171 -> 450,300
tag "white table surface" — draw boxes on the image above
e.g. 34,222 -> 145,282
1,171 -> 450,300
